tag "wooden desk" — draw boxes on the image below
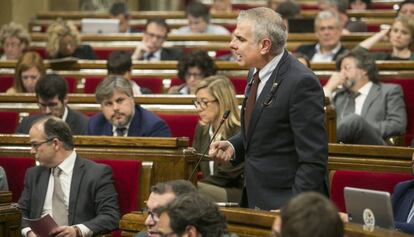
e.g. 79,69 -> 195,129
119,207 -> 412,237
0,135 -> 197,209
0,192 -> 20,237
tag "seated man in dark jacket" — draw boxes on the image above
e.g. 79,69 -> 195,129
87,76 -> 171,137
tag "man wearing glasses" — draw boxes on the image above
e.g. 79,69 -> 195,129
16,74 -> 88,135
155,193 -> 228,237
19,116 -> 120,237
131,19 -> 183,61
134,180 -> 196,237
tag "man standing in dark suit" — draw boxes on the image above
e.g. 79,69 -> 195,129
19,116 -> 120,237
131,19 -> 183,61
16,74 -> 88,135
295,10 -> 347,62
87,76 -> 171,137
209,7 -> 328,210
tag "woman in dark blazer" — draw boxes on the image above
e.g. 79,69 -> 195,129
192,75 -> 243,203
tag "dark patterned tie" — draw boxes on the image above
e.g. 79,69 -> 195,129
343,91 -> 360,117
52,167 -> 68,226
116,127 -> 127,137
244,70 -> 260,135
145,53 -> 154,61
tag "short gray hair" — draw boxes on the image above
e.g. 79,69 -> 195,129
237,7 -> 287,55
315,10 -> 342,28
95,75 -> 133,104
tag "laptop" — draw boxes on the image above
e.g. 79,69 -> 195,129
344,187 -> 395,229
81,18 -> 119,34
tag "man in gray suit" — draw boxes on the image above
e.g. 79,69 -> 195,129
19,116 -> 119,237
16,74 -> 88,135
324,50 -> 407,145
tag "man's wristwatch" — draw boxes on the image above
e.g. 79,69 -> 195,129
72,225 -> 82,237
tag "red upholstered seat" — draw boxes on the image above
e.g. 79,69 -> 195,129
64,76 -> 78,93
330,170 -> 413,212
158,114 -> 199,145
0,157 -> 35,202
382,78 -> 414,145
0,76 -> 14,92
83,76 -> 104,94
0,111 -> 19,133
93,159 -> 141,216
131,77 -> 164,94
230,77 -> 247,95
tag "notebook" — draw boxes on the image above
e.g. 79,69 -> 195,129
81,18 -> 119,34
344,187 -> 395,229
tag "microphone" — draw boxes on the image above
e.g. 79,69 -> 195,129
188,110 -> 231,181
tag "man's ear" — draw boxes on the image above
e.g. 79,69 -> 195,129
184,225 -> 198,237
260,38 -> 272,55
63,95 -> 68,105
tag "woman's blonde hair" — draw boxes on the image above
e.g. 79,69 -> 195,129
46,20 -> 80,58
195,75 -> 240,139
14,51 -> 45,92
393,15 -> 414,48
0,22 -> 30,50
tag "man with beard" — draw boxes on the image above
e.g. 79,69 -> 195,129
323,50 -> 406,145
87,76 -> 171,137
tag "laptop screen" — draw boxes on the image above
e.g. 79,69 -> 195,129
344,187 -> 395,229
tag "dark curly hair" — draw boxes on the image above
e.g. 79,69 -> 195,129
177,50 -> 217,82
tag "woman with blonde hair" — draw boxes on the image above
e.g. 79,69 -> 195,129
356,16 -> 414,60
0,22 -> 30,60
46,20 -> 96,59
192,75 -> 243,203
6,51 -> 45,94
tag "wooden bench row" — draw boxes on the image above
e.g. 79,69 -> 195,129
120,207 -> 412,237
0,94 -> 337,144
35,9 -> 398,20
29,17 -> 393,33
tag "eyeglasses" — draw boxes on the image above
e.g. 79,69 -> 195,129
193,99 -> 218,110
144,32 -> 166,41
38,102 -> 59,110
141,208 -> 159,222
30,138 -> 55,150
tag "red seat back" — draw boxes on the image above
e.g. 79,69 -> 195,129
64,76 -> 78,93
0,111 -> 19,133
84,76 -> 104,94
230,77 -> 247,95
131,77 -> 164,94
158,114 -> 199,145
93,159 -> 141,216
0,76 -> 14,92
0,157 -> 35,202
330,170 -> 413,212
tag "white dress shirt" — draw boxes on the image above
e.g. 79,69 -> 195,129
22,151 -> 93,237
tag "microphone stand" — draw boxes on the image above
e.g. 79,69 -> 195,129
188,110 -> 230,181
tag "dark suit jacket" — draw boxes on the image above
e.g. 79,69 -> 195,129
55,45 -> 97,60
229,50 -> 328,210
160,47 -> 183,61
295,43 -> 347,61
16,107 -> 89,135
392,180 -> 414,234
87,104 -> 171,137
334,83 -> 407,138
18,155 -> 120,234
193,123 -> 243,202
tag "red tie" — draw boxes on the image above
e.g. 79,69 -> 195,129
244,70 -> 260,135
